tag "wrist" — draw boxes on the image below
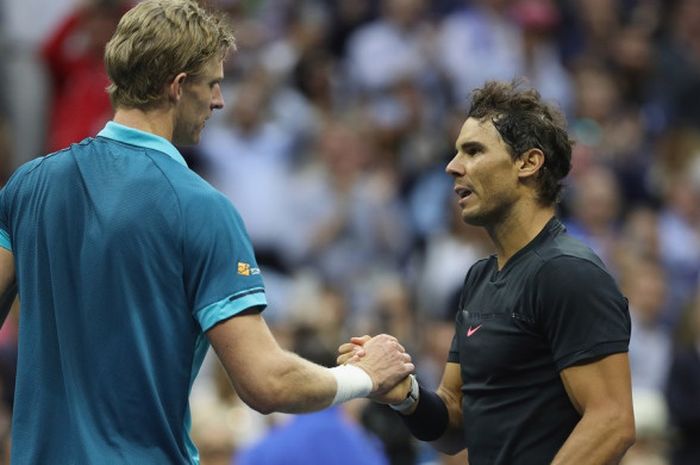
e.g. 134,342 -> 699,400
329,365 -> 373,406
389,374 -> 419,414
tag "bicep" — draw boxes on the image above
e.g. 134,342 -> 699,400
0,248 -> 16,327
559,353 -> 634,419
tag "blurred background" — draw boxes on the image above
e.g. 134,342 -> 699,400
0,0 -> 699,464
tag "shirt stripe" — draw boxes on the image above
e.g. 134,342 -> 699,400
196,289 -> 267,332
0,229 -> 11,252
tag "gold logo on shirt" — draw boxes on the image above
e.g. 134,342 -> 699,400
237,262 -> 251,276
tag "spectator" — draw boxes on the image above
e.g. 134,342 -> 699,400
621,257 -> 672,393
41,0 -> 128,152
345,0 -> 435,94
286,120 -> 412,315
199,71 -> 297,271
565,164 -> 623,269
665,293 -> 700,465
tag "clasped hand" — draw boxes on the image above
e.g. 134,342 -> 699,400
338,334 -> 414,404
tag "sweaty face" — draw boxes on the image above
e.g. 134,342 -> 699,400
173,57 -> 225,145
446,117 -> 520,227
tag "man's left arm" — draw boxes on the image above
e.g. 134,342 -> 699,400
0,247 -> 17,328
551,352 -> 635,465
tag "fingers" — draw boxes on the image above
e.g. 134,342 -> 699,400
350,334 -> 415,396
337,335 -> 372,365
350,335 -> 371,345
338,342 -> 359,354
336,352 -> 362,365
363,333 -> 405,354
337,341 -> 367,366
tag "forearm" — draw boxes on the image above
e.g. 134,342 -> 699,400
551,409 -> 635,465
394,379 -> 465,455
429,387 -> 466,455
254,350 -> 344,414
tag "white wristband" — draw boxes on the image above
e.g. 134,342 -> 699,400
389,374 -> 419,414
329,365 -> 373,405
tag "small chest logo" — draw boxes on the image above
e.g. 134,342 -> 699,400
237,262 -> 260,276
466,324 -> 482,337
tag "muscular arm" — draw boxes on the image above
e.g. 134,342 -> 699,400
0,248 -> 17,328
428,362 -> 466,455
390,362 -> 466,455
207,311 -> 413,414
551,353 -> 635,465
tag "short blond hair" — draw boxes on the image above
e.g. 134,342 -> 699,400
105,0 -> 235,109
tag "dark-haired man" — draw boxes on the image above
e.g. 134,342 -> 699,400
341,80 -> 635,465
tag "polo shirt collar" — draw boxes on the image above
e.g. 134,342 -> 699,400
97,121 -> 188,168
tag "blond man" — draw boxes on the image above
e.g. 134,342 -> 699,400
0,1 -> 413,463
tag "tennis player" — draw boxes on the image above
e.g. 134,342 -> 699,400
0,1 -> 413,463
340,81 -> 636,465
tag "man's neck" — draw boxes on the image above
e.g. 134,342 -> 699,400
487,200 -> 556,270
113,107 -> 175,142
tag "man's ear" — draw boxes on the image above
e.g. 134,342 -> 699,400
517,148 -> 545,180
167,72 -> 188,103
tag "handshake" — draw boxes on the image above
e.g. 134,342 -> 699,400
335,334 -> 416,406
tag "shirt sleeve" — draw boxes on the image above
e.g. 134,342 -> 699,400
448,265 -> 476,364
535,255 -> 631,371
448,332 -> 460,363
182,190 -> 266,332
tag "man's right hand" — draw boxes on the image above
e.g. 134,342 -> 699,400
345,334 -> 414,398
339,334 -> 414,404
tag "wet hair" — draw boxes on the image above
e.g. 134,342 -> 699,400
467,80 -> 573,205
105,0 -> 235,110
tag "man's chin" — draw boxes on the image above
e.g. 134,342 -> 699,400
461,211 -> 491,227
172,133 -> 200,147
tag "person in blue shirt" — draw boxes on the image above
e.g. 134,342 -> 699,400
0,1 -> 414,464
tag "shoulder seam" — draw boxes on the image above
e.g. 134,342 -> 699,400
531,253 -> 611,298
532,252 -> 609,275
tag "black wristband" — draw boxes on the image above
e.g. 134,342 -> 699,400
396,385 -> 449,441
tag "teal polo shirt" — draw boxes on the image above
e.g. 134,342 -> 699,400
0,122 -> 266,464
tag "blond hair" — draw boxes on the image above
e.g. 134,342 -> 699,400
105,0 -> 235,109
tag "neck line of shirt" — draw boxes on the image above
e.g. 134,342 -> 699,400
97,121 -> 188,168
490,216 -> 562,282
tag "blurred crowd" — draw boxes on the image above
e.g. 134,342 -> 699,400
1,0 -> 700,464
